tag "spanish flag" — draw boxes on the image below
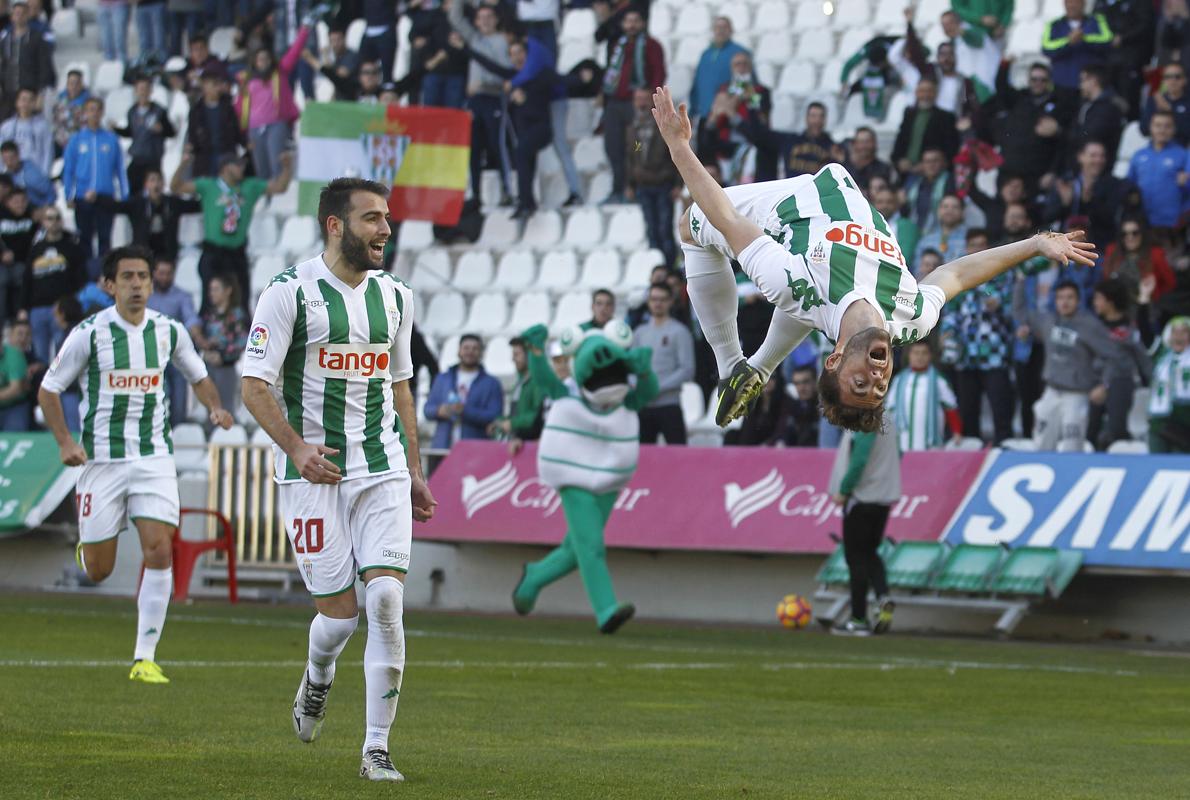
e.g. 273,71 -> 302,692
297,102 -> 470,226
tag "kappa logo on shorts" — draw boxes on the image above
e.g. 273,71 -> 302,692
103,369 -> 163,394
307,343 -> 391,379
824,222 -> 906,268
246,324 -> 269,358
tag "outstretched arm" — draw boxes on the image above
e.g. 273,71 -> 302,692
651,85 -> 764,256
922,231 -> 1097,303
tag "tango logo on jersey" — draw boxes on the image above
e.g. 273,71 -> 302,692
104,369 -> 162,394
461,462 -> 519,519
824,222 -> 906,267
309,344 -> 391,379
724,468 -> 787,528
246,324 -> 269,358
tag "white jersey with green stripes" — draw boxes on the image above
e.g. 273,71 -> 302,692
886,366 -> 958,450
242,255 -> 415,484
689,163 -> 946,347
40,307 -> 207,461
1148,346 -> 1190,418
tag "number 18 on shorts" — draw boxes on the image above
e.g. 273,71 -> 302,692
279,472 -> 413,598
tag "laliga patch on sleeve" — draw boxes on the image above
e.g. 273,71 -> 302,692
246,324 -> 269,358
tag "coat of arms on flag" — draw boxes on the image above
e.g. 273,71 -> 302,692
363,133 -> 411,187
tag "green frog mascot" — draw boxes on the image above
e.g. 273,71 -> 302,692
511,321 -> 659,633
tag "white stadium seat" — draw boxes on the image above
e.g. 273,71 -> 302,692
999,438 -> 1038,452
250,427 -> 274,447
1107,440 -> 1149,455
1041,0 -> 1065,19
521,210 -> 563,248
553,291 -> 593,330
586,171 -> 614,206
176,251 -> 201,298
874,1 -> 905,29
754,1 -> 791,30
778,62 -> 818,96
573,136 -> 608,173
538,250 -> 580,291
478,210 -> 520,247
252,254 -> 286,294
648,5 -> 674,38
793,1 -> 830,31
421,291 -> 467,337
945,437 -> 985,451
623,249 -> 665,291
173,424 -> 207,472
484,335 -> 516,378
770,94 -> 800,130
1057,440 -> 1096,454
51,7 -> 82,39
1118,121 -> 1146,163
562,208 -> 605,250
279,216 -> 319,258
462,292 -> 509,335
566,98 -> 597,140
674,4 -> 712,37
797,29 -> 837,64
818,57 -> 848,92
94,61 -> 124,94
1006,19 -> 1045,59
913,0 -> 950,28
580,249 -> 623,289
668,65 -> 695,100
674,36 -> 708,69
246,213 -> 277,255
1013,0 -> 1040,23
754,32 -> 793,65
681,382 -> 705,427
208,26 -> 237,59
606,208 -> 646,248
104,86 -> 134,123
210,424 -> 248,446
453,251 -> 495,293
557,39 -> 595,73
493,251 -> 538,291
411,249 -> 452,291
838,28 -> 874,61
560,9 -> 597,41
438,334 -> 461,367
832,0 -> 872,30
507,292 -> 552,330
717,2 -> 752,34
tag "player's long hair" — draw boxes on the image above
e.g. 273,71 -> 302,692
817,368 -> 885,434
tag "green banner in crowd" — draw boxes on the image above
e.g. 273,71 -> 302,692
0,432 -> 78,535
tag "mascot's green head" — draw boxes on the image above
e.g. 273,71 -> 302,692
561,321 -> 635,410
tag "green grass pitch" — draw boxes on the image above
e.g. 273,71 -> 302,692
3,592 -> 1189,799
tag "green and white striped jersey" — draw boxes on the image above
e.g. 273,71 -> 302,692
886,366 -> 958,450
242,255 -> 415,484
41,307 -> 207,461
1148,346 -> 1190,418
703,165 -> 947,347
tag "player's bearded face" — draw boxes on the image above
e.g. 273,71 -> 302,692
341,218 -> 387,272
832,327 -> 892,408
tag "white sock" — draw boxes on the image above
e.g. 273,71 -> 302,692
748,311 -> 812,382
307,613 -> 358,685
682,243 -> 742,378
134,567 -> 172,662
363,576 -> 406,755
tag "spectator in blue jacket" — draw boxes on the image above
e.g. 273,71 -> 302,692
62,97 -> 128,267
689,17 -> 749,121
0,140 -> 54,208
1127,111 -> 1188,236
424,334 -> 505,449
1042,0 -> 1113,91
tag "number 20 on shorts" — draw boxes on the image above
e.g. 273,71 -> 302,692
292,518 -> 325,554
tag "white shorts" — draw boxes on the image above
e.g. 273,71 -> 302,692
278,471 -> 412,598
687,178 -> 797,259
76,455 -> 180,543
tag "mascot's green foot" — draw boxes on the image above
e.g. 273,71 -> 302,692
512,564 -> 536,616
598,602 -> 635,635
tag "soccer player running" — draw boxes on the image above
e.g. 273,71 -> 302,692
241,178 -> 435,783
650,86 -> 1098,432
38,245 -> 234,685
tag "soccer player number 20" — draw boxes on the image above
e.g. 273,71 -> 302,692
291,518 -> 325,554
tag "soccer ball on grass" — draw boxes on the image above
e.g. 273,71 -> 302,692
776,594 -> 813,629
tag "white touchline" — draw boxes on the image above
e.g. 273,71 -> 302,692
0,658 -> 1140,676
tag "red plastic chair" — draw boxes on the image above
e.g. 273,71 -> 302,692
164,508 -> 238,603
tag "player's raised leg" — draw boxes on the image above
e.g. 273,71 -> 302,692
130,517 -> 175,684
678,206 -> 742,379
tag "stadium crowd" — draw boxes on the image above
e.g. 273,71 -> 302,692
1,0 -> 1189,457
